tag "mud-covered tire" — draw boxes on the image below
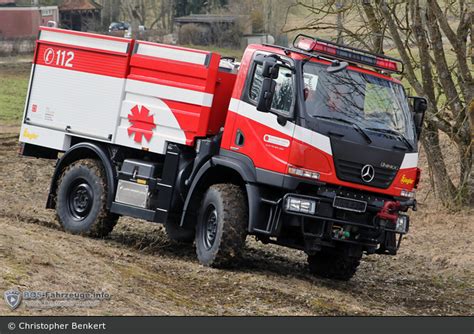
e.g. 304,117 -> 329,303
308,247 -> 361,281
195,184 -> 247,267
165,215 -> 195,244
56,159 -> 118,238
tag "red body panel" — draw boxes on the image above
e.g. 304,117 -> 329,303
208,70 -> 237,134
128,41 -> 236,144
230,113 -> 292,174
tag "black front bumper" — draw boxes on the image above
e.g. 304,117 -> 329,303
253,187 -> 413,255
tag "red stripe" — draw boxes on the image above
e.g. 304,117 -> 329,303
35,43 -> 129,78
128,62 -> 211,93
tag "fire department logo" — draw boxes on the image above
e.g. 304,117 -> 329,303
361,164 -> 375,183
4,289 -> 22,310
127,105 -> 156,143
44,48 -> 55,65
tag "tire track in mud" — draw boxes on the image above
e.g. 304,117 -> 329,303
0,210 -> 60,231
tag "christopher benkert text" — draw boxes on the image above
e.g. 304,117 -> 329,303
19,321 -> 106,330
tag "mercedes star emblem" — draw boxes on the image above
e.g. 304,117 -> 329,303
361,164 -> 375,183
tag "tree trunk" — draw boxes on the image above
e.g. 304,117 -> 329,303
362,0 -> 383,53
422,121 -> 457,207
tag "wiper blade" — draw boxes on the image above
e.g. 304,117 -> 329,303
313,115 -> 372,144
366,127 -> 414,151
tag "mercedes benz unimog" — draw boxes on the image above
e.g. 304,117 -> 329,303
19,28 -> 426,280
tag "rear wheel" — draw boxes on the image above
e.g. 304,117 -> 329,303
56,159 -> 118,238
307,247 -> 362,281
195,184 -> 247,267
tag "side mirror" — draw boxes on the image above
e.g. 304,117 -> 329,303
410,97 -> 427,138
262,59 -> 279,79
256,77 -> 276,113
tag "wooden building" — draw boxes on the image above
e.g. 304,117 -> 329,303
59,0 -> 102,32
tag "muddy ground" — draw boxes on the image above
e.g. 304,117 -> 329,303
0,64 -> 472,316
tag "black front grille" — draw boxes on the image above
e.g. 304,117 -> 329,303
335,159 -> 397,189
333,196 -> 367,212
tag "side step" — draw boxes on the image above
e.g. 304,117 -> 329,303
110,202 -> 167,223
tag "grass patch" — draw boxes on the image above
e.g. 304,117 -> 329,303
0,65 -> 30,124
1,259 -> 30,285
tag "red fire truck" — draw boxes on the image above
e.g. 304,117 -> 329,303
19,28 -> 426,280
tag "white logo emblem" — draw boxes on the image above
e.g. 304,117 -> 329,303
361,164 -> 375,183
44,48 -> 55,65
4,290 -> 22,310
263,134 -> 290,148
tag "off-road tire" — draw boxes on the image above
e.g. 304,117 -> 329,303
56,159 -> 118,238
308,247 -> 361,281
165,215 -> 195,244
195,184 -> 247,267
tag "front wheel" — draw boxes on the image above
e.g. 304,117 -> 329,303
195,184 -> 248,267
56,159 -> 118,238
307,247 -> 362,281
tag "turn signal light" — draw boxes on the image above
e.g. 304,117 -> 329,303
288,166 -> 320,180
401,189 -> 416,199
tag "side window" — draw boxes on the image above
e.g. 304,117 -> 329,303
249,63 -> 294,115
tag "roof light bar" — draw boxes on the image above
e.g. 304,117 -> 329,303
293,34 -> 403,74
296,38 -> 316,52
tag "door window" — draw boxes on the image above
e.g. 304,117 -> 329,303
249,64 -> 294,115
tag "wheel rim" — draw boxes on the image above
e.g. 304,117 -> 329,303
203,204 -> 218,249
67,178 -> 94,221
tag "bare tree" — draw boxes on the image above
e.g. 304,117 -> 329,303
285,0 -> 473,208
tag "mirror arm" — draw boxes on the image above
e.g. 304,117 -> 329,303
277,115 -> 288,126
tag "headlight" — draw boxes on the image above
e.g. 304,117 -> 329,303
395,214 -> 409,233
285,196 -> 316,215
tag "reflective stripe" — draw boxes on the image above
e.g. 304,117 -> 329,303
229,98 -> 332,155
293,125 -> 332,155
40,30 -> 129,54
126,79 -> 214,107
136,43 -> 208,65
400,153 -> 418,169
229,99 -> 295,137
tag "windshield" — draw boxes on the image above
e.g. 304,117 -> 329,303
303,62 -> 416,142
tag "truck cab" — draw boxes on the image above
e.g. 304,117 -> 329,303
214,36 -> 426,279
19,29 -> 426,280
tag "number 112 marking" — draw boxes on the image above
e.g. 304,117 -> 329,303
55,50 -> 74,68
